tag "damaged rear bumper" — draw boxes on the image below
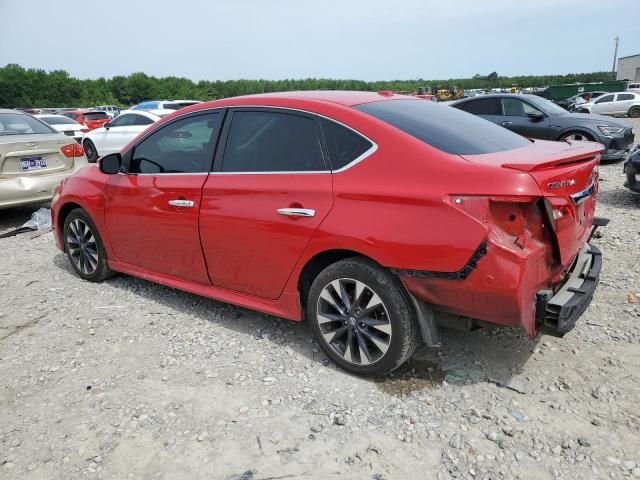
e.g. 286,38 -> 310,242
535,244 -> 602,337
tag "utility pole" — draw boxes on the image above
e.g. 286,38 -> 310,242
612,36 -> 619,80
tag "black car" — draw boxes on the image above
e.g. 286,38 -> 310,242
451,94 -> 635,161
624,144 -> 640,193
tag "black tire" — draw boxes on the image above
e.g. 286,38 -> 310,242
559,131 -> 594,142
83,139 -> 98,163
629,106 -> 640,118
307,257 -> 421,377
63,208 -> 114,282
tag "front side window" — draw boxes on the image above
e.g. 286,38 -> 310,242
322,119 -> 373,170
596,94 -> 614,104
129,113 -> 220,174
110,114 -> 138,127
222,111 -> 326,172
356,100 -> 529,155
501,98 -> 542,116
131,114 -> 154,126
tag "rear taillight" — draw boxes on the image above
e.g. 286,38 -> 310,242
447,195 -> 546,251
61,143 -> 85,158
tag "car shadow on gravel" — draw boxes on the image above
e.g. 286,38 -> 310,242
596,185 -> 640,209
52,253 -> 538,395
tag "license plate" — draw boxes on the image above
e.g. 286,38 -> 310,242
20,156 -> 47,171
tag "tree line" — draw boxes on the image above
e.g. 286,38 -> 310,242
0,64 -> 614,108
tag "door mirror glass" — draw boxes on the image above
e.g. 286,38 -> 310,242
104,122 -> 111,129
99,153 -> 122,174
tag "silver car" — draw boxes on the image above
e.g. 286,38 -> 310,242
0,109 -> 89,209
576,92 -> 640,118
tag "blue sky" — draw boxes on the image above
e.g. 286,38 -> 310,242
0,0 -> 638,81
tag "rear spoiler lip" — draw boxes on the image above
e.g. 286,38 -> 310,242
460,140 -> 605,172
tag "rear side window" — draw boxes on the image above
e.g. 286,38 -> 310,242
222,111 -> 326,172
455,98 -> 500,115
322,119 -> 373,170
617,93 -> 634,101
356,100 -> 530,155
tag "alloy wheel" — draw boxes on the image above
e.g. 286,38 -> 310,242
66,218 -> 99,275
563,133 -> 591,141
316,278 -> 392,366
84,141 -> 97,162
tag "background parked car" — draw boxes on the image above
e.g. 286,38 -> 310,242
0,109 -> 88,209
574,92 -> 640,118
95,105 -> 120,118
627,82 -> 640,93
131,100 -> 202,111
451,94 -> 635,161
81,110 -> 166,162
556,91 -> 607,111
61,110 -> 111,130
624,144 -> 640,193
35,114 -> 88,143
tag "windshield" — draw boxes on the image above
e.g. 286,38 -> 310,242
0,113 -> 54,135
355,99 -> 530,155
524,95 -> 568,115
39,115 -> 79,125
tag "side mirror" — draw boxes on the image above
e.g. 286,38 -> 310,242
104,122 -> 111,130
527,111 -> 545,121
99,153 -> 122,174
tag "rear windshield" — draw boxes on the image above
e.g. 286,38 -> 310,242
355,99 -> 530,155
84,112 -> 109,120
0,113 -> 54,135
40,115 -> 78,125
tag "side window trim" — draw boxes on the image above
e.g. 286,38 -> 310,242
319,118 -> 378,173
123,110 -> 225,175
212,107 -> 330,174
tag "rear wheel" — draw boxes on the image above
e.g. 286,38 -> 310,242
307,258 -> 420,377
629,106 -> 640,118
559,131 -> 593,142
63,209 -> 113,282
83,139 -> 98,163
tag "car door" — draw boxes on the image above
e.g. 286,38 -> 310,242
498,97 -> 553,139
591,94 -> 615,115
104,111 -> 223,283
456,98 -> 501,125
199,108 -> 334,299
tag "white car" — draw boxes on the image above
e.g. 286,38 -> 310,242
576,92 -> 640,118
81,111 -> 167,162
627,82 -> 640,94
131,100 -> 202,111
35,114 -> 88,143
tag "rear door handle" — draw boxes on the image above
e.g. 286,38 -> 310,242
277,208 -> 315,217
168,199 -> 195,208
500,121 -> 512,126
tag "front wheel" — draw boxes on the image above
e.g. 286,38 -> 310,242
629,106 -> 640,118
559,131 -> 593,142
307,258 -> 420,377
63,209 -> 113,282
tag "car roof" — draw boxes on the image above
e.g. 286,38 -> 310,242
230,90 -> 416,107
0,109 -> 25,114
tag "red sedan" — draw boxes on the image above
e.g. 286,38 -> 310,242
61,110 -> 111,130
51,91 -> 605,376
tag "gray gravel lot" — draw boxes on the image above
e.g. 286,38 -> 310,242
1,119 -> 639,480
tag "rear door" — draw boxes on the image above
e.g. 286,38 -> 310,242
199,108 -> 334,299
613,93 -> 635,115
104,111 -> 222,283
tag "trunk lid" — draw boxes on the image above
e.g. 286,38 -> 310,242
0,133 -> 78,179
462,139 -> 604,266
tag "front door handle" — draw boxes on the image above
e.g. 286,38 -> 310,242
277,208 -> 315,217
500,121 -> 512,126
168,199 -> 195,208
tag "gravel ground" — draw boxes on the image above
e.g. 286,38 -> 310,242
1,119 -> 639,480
